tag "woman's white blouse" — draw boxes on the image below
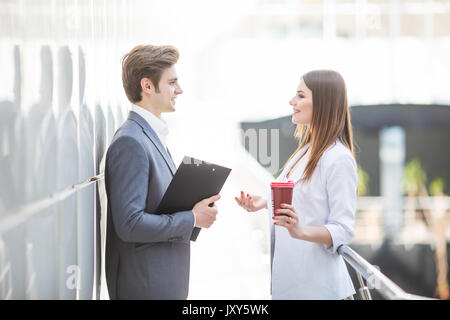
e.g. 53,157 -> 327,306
268,140 -> 357,300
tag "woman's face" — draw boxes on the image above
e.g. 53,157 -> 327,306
289,78 -> 313,125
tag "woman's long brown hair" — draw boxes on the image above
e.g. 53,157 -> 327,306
283,70 -> 354,182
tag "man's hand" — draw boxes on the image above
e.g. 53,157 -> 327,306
192,194 -> 221,228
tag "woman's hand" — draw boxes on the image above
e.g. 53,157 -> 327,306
234,191 -> 267,212
273,203 -> 303,239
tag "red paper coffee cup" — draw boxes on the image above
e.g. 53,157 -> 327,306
271,181 -> 294,216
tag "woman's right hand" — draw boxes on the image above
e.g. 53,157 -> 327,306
234,191 -> 268,212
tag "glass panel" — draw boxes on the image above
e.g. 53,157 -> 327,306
78,103 -> 94,299
57,108 -> 78,299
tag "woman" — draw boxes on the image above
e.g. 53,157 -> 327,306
235,70 -> 357,300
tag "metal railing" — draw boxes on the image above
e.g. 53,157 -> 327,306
0,174 -> 104,234
0,173 -> 105,299
338,244 -> 436,300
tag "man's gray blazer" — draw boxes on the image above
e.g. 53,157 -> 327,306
105,111 -> 195,300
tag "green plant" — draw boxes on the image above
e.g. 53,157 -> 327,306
404,157 -> 427,196
429,177 -> 446,196
357,165 -> 370,196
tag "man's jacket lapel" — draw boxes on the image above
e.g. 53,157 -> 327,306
128,111 -> 177,175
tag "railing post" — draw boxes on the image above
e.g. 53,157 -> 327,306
356,271 -> 372,300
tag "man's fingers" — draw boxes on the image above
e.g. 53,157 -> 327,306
205,194 -> 221,204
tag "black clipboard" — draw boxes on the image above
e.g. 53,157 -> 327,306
156,156 -> 232,241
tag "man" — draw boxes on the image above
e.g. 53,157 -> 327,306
105,44 -> 220,299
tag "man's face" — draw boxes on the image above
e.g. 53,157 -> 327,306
151,65 -> 183,114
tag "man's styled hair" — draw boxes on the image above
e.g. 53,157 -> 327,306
121,44 -> 179,103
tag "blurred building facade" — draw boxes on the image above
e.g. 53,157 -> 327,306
239,0 -> 450,38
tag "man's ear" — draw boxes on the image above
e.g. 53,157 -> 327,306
140,78 -> 153,95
